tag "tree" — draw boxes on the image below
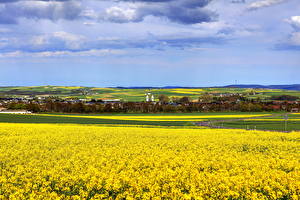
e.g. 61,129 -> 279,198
8,102 -> 26,110
171,97 -> 180,103
26,103 -> 40,113
179,96 -> 190,104
158,94 -> 169,103
199,93 -> 213,103
271,95 -> 299,101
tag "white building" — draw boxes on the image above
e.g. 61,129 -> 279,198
145,92 -> 155,102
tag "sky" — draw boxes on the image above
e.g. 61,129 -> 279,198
0,0 -> 299,87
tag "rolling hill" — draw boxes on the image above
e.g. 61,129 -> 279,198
0,85 -> 300,101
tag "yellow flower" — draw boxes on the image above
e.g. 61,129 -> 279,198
0,123 -> 298,199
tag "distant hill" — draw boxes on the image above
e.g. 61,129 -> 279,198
116,84 -> 300,91
223,84 -> 300,91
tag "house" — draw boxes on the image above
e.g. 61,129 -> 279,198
271,105 -> 281,110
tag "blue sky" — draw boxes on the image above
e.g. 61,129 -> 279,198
0,0 -> 299,87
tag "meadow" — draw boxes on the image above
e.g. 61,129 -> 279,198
0,123 -> 299,199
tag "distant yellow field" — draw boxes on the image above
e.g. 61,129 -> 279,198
53,86 -> 83,90
38,114 -> 271,122
90,88 -> 113,90
0,123 -> 299,199
166,88 -> 204,94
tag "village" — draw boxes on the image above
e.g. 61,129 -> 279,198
0,91 -> 299,113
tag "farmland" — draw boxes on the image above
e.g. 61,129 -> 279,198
1,112 -> 300,131
0,112 -> 299,199
1,86 -> 300,101
0,112 -> 280,127
0,123 -> 299,199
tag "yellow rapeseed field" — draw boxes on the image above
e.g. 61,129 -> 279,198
166,89 -> 204,95
0,123 -> 299,199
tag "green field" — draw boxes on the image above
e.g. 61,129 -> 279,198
214,121 -> 300,132
1,112 -> 300,131
0,112 -> 271,127
213,113 -> 300,132
1,86 -> 300,101
0,113 -> 191,127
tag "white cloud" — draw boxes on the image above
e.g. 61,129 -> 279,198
0,49 -> 125,58
247,0 -> 289,10
80,9 -> 98,19
103,6 -> 140,23
83,22 -> 96,26
52,31 -> 85,50
53,31 -> 83,42
280,16 -> 300,48
27,31 -> 86,50
286,16 -> 300,30
0,51 -> 23,57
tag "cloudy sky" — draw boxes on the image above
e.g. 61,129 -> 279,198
0,0 -> 299,87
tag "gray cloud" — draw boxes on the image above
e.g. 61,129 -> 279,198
0,1 -> 82,24
0,29 -> 226,55
101,0 -> 217,24
0,0 -> 216,24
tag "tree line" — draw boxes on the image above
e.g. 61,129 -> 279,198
5,100 -> 299,113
